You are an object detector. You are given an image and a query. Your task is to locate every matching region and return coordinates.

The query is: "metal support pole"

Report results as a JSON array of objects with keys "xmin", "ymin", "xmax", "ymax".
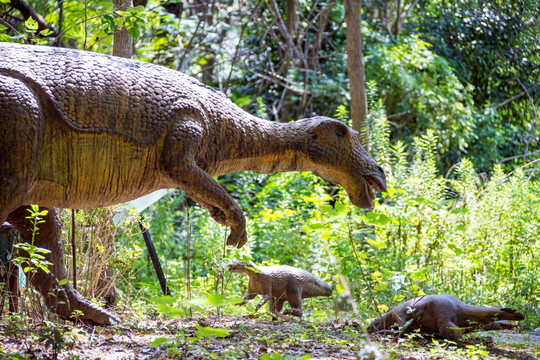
[{"xmin": 138, "ymin": 219, "xmax": 170, "ymax": 296}]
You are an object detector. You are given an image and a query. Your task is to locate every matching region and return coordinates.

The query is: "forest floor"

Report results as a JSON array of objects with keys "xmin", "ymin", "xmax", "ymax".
[{"xmin": 1, "ymin": 315, "xmax": 539, "ymax": 360}]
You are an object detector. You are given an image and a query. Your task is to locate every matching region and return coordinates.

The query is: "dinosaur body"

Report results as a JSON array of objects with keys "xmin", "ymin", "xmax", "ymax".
[
  {"xmin": 0, "ymin": 43, "xmax": 385, "ymax": 324},
  {"xmin": 228, "ymin": 261, "xmax": 332, "ymax": 319},
  {"xmin": 367, "ymin": 295, "xmax": 525, "ymax": 341}
]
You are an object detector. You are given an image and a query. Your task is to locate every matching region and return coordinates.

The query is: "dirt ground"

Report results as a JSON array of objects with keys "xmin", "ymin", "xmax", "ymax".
[{"xmin": 1, "ymin": 316, "xmax": 539, "ymax": 360}]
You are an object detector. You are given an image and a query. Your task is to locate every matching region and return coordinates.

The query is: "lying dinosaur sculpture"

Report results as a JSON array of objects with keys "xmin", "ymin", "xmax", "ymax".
[
  {"xmin": 228, "ymin": 261, "xmax": 332, "ymax": 319},
  {"xmin": 0, "ymin": 43, "xmax": 386, "ymax": 324},
  {"xmin": 367, "ymin": 295, "xmax": 525, "ymax": 341}
]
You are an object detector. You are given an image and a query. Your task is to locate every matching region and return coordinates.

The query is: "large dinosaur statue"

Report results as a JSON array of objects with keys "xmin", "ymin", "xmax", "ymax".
[
  {"xmin": 0, "ymin": 43, "xmax": 386, "ymax": 324},
  {"xmin": 228, "ymin": 261, "xmax": 332, "ymax": 320},
  {"xmin": 367, "ymin": 295, "xmax": 525, "ymax": 342}
]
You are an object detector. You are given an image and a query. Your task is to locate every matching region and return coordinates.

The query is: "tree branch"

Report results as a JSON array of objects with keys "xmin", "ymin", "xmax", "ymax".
[{"xmin": 492, "ymin": 82, "xmax": 539, "ymax": 110}]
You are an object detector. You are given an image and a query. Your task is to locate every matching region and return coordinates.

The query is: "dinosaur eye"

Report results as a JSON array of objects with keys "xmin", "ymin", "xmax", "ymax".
[{"xmin": 331, "ymin": 121, "xmax": 349, "ymax": 138}]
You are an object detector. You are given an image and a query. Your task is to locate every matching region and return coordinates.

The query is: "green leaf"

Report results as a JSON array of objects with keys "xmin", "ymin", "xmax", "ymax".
[
  {"xmin": 128, "ymin": 5, "xmax": 146, "ymax": 13},
  {"xmin": 39, "ymin": 29, "xmax": 53, "ymax": 36},
  {"xmin": 58, "ymin": 279, "xmax": 68, "ymax": 286},
  {"xmin": 410, "ymin": 268, "xmax": 428, "ymax": 281},
  {"xmin": 447, "ymin": 243, "xmax": 463, "ymax": 255},
  {"xmin": 364, "ymin": 212, "xmax": 391, "ymax": 227},
  {"xmin": 150, "ymin": 295, "xmax": 175, "ymax": 305},
  {"xmin": 0, "ymin": 24, "xmax": 7, "ymax": 31},
  {"xmin": 196, "ymin": 325, "xmax": 230, "ymax": 338},
  {"xmin": 374, "ymin": 282, "xmax": 388, "ymax": 291},
  {"xmin": 155, "ymin": 304, "xmax": 188, "ymax": 318},
  {"xmin": 205, "ymin": 294, "xmax": 243, "ymax": 306},
  {"xmin": 25, "ymin": 17, "xmax": 38, "ymax": 31},
  {"xmin": 260, "ymin": 353, "xmax": 282, "ymax": 360},
  {"xmin": 334, "ymin": 201, "xmax": 347, "ymax": 215},
  {"xmin": 321, "ymin": 204, "xmax": 333, "ymax": 214},
  {"xmin": 367, "ymin": 238, "xmax": 387, "ymax": 250},
  {"xmin": 301, "ymin": 223, "xmax": 324, "ymax": 233},
  {"xmin": 127, "ymin": 26, "xmax": 140, "ymax": 41},
  {"xmin": 148, "ymin": 337, "xmax": 169, "ymax": 347},
  {"xmin": 0, "ymin": 0, "xmax": 10, "ymax": 3}
]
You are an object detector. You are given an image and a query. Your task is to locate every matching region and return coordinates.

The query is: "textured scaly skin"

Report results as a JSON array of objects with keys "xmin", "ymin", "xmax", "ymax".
[
  {"xmin": 367, "ymin": 295, "xmax": 525, "ymax": 341},
  {"xmin": 229, "ymin": 261, "xmax": 332, "ymax": 319},
  {"xmin": 0, "ymin": 43, "xmax": 385, "ymax": 324}
]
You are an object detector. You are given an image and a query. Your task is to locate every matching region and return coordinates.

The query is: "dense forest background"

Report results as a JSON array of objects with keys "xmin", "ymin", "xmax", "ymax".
[{"xmin": 0, "ymin": 0, "xmax": 539, "ymax": 356}]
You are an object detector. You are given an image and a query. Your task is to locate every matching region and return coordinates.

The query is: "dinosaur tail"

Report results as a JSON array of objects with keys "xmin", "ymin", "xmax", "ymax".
[{"xmin": 461, "ymin": 304, "xmax": 525, "ymax": 322}]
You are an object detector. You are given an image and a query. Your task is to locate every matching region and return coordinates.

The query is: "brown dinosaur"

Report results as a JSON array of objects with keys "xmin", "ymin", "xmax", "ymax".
[
  {"xmin": 367, "ymin": 295, "xmax": 525, "ymax": 342},
  {"xmin": 228, "ymin": 261, "xmax": 332, "ymax": 319},
  {"xmin": 0, "ymin": 43, "xmax": 386, "ymax": 324}
]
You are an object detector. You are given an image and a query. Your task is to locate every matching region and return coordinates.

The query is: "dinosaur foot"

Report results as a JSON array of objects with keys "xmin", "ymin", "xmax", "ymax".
[
  {"xmin": 44, "ymin": 284, "xmax": 120, "ymax": 325},
  {"xmin": 271, "ymin": 310, "xmax": 293, "ymax": 322},
  {"xmin": 226, "ymin": 227, "xmax": 247, "ymax": 248},
  {"xmin": 283, "ymin": 308, "xmax": 303, "ymax": 317}
]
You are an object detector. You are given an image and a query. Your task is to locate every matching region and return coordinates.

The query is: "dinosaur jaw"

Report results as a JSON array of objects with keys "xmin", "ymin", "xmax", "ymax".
[{"xmin": 346, "ymin": 172, "xmax": 387, "ymax": 209}]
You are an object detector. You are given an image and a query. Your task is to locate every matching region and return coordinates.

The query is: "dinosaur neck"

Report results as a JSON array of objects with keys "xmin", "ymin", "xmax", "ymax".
[
  {"xmin": 460, "ymin": 304, "xmax": 503, "ymax": 321},
  {"xmin": 237, "ymin": 266, "xmax": 261, "ymax": 279},
  {"xmin": 204, "ymin": 113, "xmax": 308, "ymax": 177}
]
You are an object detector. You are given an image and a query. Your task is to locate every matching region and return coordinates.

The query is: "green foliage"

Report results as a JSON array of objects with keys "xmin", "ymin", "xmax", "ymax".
[
  {"xmin": 12, "ymin": 206, "xmax": 52, "ymax": 276},
  {"xmin": 364, "ymin": 33, "xmax": 483, "ymax": 167},
  {"xmin": 419, "ymin": 0, "xmax": 540, "ymax": 167}
]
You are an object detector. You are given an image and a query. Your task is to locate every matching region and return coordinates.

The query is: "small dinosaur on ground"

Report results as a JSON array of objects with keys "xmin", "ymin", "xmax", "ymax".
[
  {"xmin": 367, "ymin": 295, "xmax": 525, "ymax": 342},
  {"xmin": 228, "ymin": 261, "xmax": 332, "ymax": 320}
]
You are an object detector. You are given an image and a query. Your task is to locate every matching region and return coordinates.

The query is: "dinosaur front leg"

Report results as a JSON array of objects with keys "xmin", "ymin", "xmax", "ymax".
[
  {"xmin": 255, "ymin": 293, "xmax": 272, "ymax": 312},
  {"xmin": 163, "ymin": 121, "xmax": 247, "ymax": 248},
  {"xmin": 7, "ymin": 206, "xmax": 119, "ymax": 325},
  {"xmin": 168, "ymin": 164, "xmax": 247, "ymax": 248},
  {"xmin": 238, "ymin": 289, "xmax": 258, "ymax": 306},
  {"xmin": 283, "ymin": 292, "xmax": 303, "ymax": 317},
  {"xmin": 182, "ymin": 190, "xmax": 228, "ymax": 226},
  {"xmin": 437, "ymin": 319, "xmax": 464, "ymax": 342}
]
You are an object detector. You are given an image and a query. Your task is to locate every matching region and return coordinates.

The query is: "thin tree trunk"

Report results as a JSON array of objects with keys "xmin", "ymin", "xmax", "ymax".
[
  {"xmin": 344, "ymin": 0, "xmax": 368, "ymax": 143},
  {"xmin": 113, "ymin": 0, "xmax": 133, "ymax": 58}
]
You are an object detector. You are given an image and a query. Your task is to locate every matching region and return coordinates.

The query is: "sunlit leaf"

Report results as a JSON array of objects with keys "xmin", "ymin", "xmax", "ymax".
[
  {"xmin": 205, "ymin": 294, "xmax": 243, "ymax": 306},
  {"xmin": 148, "ymin": 337, "xmax": 169, "ymax": 347},
  {"xmin": 364, "ymin": 212, "xmax": 391, "ymax": 227},
  {"xmin": 196, "ymin": 325, "xmax": 229, "ymax": 338}
]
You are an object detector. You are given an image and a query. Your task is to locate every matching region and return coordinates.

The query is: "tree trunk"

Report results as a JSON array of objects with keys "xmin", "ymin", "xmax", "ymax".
[
  {"xmin": 113, "ymin": 0, "xmax": 134, "ymax": 58},
  {"xmin": 344, "ymin": 0, "xmax": 368, "ymax": 142}
]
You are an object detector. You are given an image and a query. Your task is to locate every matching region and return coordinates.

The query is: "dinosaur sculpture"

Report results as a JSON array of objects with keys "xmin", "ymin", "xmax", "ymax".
[
  {"xmin": 367, "ymin": 295, "xmax": 525, "ymax": 341},
  {"xmin": 0, "ymin": 43, "xmax": 385, "ymax": 324},
  {"xmin": 228, "ymin": 261, "xmax": 332, "ymax": 319}
]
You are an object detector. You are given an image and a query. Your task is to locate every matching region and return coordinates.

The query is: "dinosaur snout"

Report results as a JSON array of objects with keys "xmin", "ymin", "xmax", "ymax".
[{"xmin": 501, "ymin": 308, "xmax": 526, "ymax": 320}]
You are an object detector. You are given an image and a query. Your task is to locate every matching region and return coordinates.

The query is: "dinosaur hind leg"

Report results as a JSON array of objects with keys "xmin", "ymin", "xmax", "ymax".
[{"xmin": 7, "ymin": 206, "xmax": 119, "ymax": 325}]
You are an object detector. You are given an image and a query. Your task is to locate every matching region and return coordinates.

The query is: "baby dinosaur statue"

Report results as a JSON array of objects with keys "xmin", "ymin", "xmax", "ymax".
[
  {"xmin": 228, "ymin": 261, "xmax": 332, "ymax": 320},
  {"xmin": 0, "ymin": 43, "xmax": 386, "ymax": 324},
  {"xmin": 367, "ymin": 295, "xmax": 525, "ymax": 342}
]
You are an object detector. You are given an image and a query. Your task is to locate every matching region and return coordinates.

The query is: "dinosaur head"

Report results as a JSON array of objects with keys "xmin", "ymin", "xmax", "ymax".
[
  {"xmin": 296, "ymin": 117, "xmax": 387, "ymax": 209},
  {"xmin": 498, "ymin": 308, "xmax": 525, "ymax": 321},
  {"xmin": 228, "ymin": 260, "xmax": 258, "ymax": 273}
]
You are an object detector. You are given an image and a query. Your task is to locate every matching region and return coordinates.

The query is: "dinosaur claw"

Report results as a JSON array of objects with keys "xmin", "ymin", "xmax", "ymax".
[{"xmin": 226, "ymin": 227, "xmax": 247, "ymax": 248}]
